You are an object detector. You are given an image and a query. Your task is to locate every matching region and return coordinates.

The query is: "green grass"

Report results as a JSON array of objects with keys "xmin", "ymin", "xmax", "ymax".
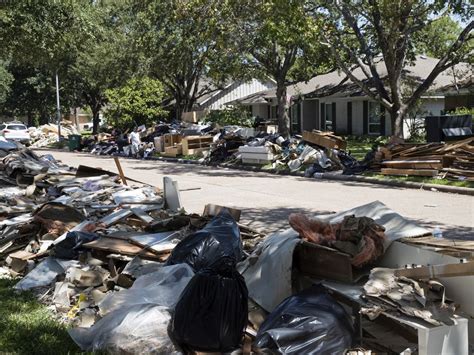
[
  {"xmin": 363, "ymin": 172, "xmax": 474, "ymax": 188},
  {"xmin": 181, "ymin": 154, "xmax": 202, "ymax": 160},
  {"xmin": 0, "ymin": 278, "xmax": 82, "ymax": 355}
]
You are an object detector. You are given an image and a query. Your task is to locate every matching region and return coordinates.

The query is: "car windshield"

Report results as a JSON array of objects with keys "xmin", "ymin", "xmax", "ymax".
[{"xmin": 7, "ymin": 124, "xmax": 27, "ymax": 130}]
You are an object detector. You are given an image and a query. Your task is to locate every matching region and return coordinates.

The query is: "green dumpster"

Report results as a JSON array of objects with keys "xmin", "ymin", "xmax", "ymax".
[{"xmin": 68, "ymin": 134, "xmax": 81, "ymax": 151}]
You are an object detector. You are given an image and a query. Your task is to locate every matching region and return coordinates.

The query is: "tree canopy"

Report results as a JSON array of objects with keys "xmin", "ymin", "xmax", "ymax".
[
  {"xmin": 317, "ymin": 0, "xmax": 473, "ymax": 137},
  {"xmin": 0, "ymin": 0, "xmax": 471, "ymax": 138},
  {"xmin": 105, "ymin": 77, "xmax": 168, "ymax": 129}
]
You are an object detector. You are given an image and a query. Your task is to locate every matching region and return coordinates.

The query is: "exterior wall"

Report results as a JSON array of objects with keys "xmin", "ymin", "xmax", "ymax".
[
  {"xmin": 251, "ymin": 104, "xmax": 269, "ymax": 119},
  {"xmin": 420, "ymin": 97, "xmax": 445, "ymax": 116},
  {"xmin": 203, "ymin": 79, "xmax": 275, "ymax": 110},
  {"xmin": 445, "ymin": 94, "xmax": 473, "ymax": 111},
  {"xmin": 301, "ymin": 99, "xmax": 319, "ymax": 132}
]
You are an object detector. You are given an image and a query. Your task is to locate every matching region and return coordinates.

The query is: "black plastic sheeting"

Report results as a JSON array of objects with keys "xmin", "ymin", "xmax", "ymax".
[
  {"xmin": 52, "ymin": 231, "xmax": 100, "ymax": 259},
  {"xmin": 165, "ymin": 209, "xmax": 243, "ymax": 272},
  {"xmin": 255, "ymin": 284, "xmax": 354, "ymax": 354},
  {"xmin": 171, "ymin": 267, "xmax": 248, "ymax": 353}
]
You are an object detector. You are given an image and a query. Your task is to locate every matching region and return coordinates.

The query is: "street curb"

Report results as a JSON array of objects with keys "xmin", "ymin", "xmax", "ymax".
[{"xmin": 145, "ymin": 156, "xmax": 474, "ymax": 196}]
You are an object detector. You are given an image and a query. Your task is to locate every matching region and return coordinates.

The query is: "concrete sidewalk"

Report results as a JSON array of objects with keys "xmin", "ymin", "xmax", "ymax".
[{"xmin": 39, "ymin": 149, "xmax": 474, "ymax": 239}]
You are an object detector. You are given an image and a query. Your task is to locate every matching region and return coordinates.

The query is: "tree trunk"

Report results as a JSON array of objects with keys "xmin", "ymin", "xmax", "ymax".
[
  {"xmin": 390, "ymin": 106, "xmax": 405, "ymax": 138},
  {"xmin": 276, "ymin": 82, "xmax": 290, "ymax": 138},
  {"xmin": 27, "ymin": 111, "xmax": 34, "ymax": 127},
  {"xmin": 92, "ymin": 107, "xmax": 100, "ymax": 134},
  {"xmin": 74, "ymin": 107, "xmax": 80, "ymax": 131}
]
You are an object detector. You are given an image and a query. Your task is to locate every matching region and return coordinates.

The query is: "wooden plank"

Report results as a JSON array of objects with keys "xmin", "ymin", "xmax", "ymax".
[
  {"xmin": 381, "ymin": 168, "xmax": 438, "ymax": 177},
  {"xmin": 75, "ymin": 165, "xmax": 150, "ymax": 186},
  {"xmin": 395, "ymin": 262, "xmax": 474, "ymax": 279},
  {"xmin": 382, "ymin": 160, "xmax": 443, "ymax": 170},
  {"xmin": 113, "ymin": 157, "xmax": 128, "ymax": 186},
  {"xmin": 83, "ymin": 237, "xmax": 163, "ymax": 260}
]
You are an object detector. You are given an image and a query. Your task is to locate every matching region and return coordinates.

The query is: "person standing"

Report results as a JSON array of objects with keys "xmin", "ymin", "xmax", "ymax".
[{"xmin": 129, "ymin": 127, "xmax": 141, "ymax": 157}]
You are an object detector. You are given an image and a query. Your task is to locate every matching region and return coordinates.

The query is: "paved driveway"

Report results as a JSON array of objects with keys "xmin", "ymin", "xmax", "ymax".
[{"xmin": 38, "ymin": 149, "xmax": 473, "ymax": 239}]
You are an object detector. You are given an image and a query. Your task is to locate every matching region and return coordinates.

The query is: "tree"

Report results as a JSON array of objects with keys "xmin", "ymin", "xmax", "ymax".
[
  {"xmin": 230, "ymin": 0, "xmax": 331, "ymax": 138},
  {"xmin": 318, "ymin": 0, "xmax": 473, "ymax": 137},
  {"xmin": 105, "ymin": 77, "xmax": 168, "ymax": 129},
  {"xmin": 415, "ymin": 16, "xmax": 463, "ymax": 58},
  {"xmin": 0, "ymin": 0, "xmax": 98, "ymax": 127},
  {"xmin": 73, "ymin": 2, "xmax": 143, "ymax": 133},
  {"xmin": 0, "ymin": 60, "xmax": 13, "ymax": 106},
  {"xmin": 133, "ymin": 0, "xmax": 241, "ymax": 121},
  {"xmin": 2, "ymin": 63, "xmax": 56, "ymax": 125}
]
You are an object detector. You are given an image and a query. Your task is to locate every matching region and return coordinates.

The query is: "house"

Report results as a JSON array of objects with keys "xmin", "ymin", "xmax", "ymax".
[
  {"xmin": 180, "ymin": 78, "xmax": 276, "ymax": 122},
  {"xmin": 233, "ymin": 56, "xmax": 471, "ymax": 136}
]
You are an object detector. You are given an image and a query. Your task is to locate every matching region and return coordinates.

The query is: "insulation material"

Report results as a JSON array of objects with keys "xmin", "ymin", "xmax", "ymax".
[{"xmin": 289, "ymin": 214, "xmax": 386, "ymax": 267}]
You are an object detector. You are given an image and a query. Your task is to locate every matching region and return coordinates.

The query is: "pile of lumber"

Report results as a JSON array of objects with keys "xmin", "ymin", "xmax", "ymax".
[{"xmin": 374, "ymin": 137, "xmax": 474, "ymax": 181}]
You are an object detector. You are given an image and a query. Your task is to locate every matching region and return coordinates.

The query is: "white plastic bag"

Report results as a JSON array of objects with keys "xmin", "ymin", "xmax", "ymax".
[
  {"xmin": 69, "ymin": 305, "xmax": 181, "ymax": 354},
  {"xmin": 98, "ymin": 263, "xmax": 194, "ymax": 316}
]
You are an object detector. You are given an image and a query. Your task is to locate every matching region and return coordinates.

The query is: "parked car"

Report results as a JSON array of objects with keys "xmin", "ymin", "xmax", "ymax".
[{"xmin": 0, "ymin": 122, "xmax": 31, "ymax": 145}]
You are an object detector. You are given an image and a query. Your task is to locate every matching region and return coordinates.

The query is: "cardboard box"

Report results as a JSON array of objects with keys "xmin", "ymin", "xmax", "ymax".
[{"xmin": 303, "ymin": 130, "xmax": 347, "ymax": 150}]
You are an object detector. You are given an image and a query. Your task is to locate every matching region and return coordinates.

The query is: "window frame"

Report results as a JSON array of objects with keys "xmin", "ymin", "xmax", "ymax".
[{"xmin": 368, "ymin": 102, "xmax": 381, "ymax": 135}]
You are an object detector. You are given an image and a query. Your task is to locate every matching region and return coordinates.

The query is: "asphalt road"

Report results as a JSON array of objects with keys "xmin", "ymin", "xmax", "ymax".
[{"xmin": 38, "ymin": 149, "xmax": 473, "ymax": 239}]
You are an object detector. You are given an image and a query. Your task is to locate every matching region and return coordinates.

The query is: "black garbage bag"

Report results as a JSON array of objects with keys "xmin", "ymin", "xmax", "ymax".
[
  {"xmin": 52, "ymin": 231, "xmax": 99, "ymax": 259},
  {"xmin": 165, "ymin": 209, "xmax": 242, "ymax": 271},
  {"xmin": 171, "ymin": 266, "xmax": 248, "ymax": 353},
  {"xmin": 255, "ymin": 284, "xmax": 354, "ymax": 354}
]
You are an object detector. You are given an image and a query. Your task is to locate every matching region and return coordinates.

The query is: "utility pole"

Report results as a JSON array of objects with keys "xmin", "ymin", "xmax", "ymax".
[{"xmin": 55, "ymin": 71, "xmax": 61, "ymax": 140}]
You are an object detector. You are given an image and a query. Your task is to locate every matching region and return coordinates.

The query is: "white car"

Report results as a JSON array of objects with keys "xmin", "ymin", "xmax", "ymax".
[{"xmin": 0, "ymin": 122, "xmax": 31, "ymax": 145}]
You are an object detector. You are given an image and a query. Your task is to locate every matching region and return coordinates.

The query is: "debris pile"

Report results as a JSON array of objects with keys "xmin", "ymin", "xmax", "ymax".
[
  {"xmin": 371, "ymin": 136, "xmax": 474, "ymax": 181},
  {"xmin": 0, "ymin": 148, "xmax": 268, "ymax": 353},
  {"xmin": 1, "ymin": 149, "xmax": 472, "ymax": 354},
  {"xmin": 29, "ymin": 123, "xmax": 80, "ymax": 148}
]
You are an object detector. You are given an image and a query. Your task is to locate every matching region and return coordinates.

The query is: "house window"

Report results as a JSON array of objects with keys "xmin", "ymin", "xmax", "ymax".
[
  {"xmin": 368, "ymin": 102, "xmax": 381, "ymax": 135},
  {"xmin": 325, "ymin": 103, "xmax": 333, "ymax": 131}
]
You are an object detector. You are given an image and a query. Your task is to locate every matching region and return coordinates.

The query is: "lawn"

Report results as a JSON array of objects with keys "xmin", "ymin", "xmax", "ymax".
[
  {"xmin": 344, "ymin": 135, "xmax": 388, "ymax": 160},
  {"xmin": 0, "ymin": 278, "xmax": 82, "ymax": 355},
  {"xmin": 363, "ymin": 173, "xmax": 474, "ymax": 189}
]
